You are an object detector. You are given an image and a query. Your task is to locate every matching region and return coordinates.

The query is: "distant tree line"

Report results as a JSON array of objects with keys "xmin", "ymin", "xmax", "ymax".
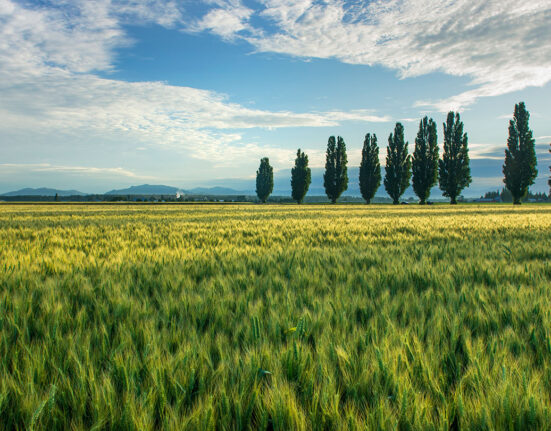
[
  {"xmin": 482, "ymin": 189, "xmax": 548, "ymax": 203},
  {"xmin": 255, "ymin": 102, "xmax": 545, "ymax": 205}
]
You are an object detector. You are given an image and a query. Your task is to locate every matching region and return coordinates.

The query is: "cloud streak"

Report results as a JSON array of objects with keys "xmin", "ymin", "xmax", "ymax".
[
  {"xmin": 0, "ymin": 163, "xmax": 153, "ymax": 179},
  {"xmin": 190, "ymin": 0, "xmax": 551, "ymax": 111},
  {"xmin": 0, "ymin": 0, "xmax": 391, "ymax": 168}
]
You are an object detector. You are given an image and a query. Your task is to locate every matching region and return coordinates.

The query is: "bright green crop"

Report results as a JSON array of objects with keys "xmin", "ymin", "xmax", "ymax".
[{"xmin": 1, "ymin": 204, "xmax": 550, "ymax": 430}]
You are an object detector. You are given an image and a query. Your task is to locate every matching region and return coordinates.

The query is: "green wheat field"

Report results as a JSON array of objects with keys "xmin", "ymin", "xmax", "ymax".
[{"xmin": 1, "ymin": 203, "xmax": 551, "ymax": 430}]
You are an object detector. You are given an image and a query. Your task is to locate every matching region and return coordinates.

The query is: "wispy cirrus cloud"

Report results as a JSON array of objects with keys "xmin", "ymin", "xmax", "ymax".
[
  {"xmin": 0, "ymin": 163, "xmax": 153, "ymax": 179},
  {"xmin": 2, "ymin": 0, "xmax": 549, "ymax": 193},
  {"xmin": 0, "ymin": 70, "xmax": 390, "ymax": 166},
  {"xmin": 189, "ymin": 0, "xmax": 551, "ymax": 111},
  {"xmin": 0, "ymin": 0, "xmax": 389, "ymax": 170}
]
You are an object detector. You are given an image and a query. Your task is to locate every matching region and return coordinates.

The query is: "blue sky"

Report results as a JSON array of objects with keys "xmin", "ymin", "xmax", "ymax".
[{"xmin": 0, "ymin": 0, "xmax": 550, "ymax": 195}]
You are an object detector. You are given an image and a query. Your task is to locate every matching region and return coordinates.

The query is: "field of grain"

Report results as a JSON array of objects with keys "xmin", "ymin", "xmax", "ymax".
[{"xmin": 1, "ymin": 204, "xmax": 550, "ymax": 430}]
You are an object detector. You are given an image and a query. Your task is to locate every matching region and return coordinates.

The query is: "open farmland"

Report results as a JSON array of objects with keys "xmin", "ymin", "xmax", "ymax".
[{"xmin": 1, "ymin": 204, "xmax": 551, "ymax": 430}]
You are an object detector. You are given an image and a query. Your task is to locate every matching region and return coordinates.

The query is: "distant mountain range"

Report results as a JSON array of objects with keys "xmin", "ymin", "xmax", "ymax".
[
  {"xmin": 105, "ymin": 184, "xmax": 181, "ymax": 195},
  {"xmin": 2, "ymin": 158, "xmax": 548, "ymax": 198},
  {"xmin": 1, "ymin": 184, "xmax": 252, "ymax": 197},
  {"xmin": 188, "ymin": 186, "xmax": 249, "ymax": 195},
  {"xmin": 105, "ymin": 184, "xmax": 249, "ymax": 195},
  {"xmin": 1, "ymin": 187, "xmax": 86, "ymax": 197}
]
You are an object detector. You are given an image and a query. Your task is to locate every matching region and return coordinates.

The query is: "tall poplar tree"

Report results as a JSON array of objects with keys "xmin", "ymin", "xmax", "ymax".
[
  {"xmin": 291, "ymin": 149, "xmax": 311, "ymax": 204},
  {"xmin": 359, "ymin": 133, "xmax": 381, "ymax": 204},
  {"xmin": 412, "ymin": 117, "xmax": 439, "ymax": 204},
  {"xmin": 384, "ymin": 123, "xmax": 411, "ymax": 204},
  {"xmin": 439, "ymin": 112, "xmax": 471, "ymax": 204},
  {"xmin": 323, "ymin": 136, "xmax": 348, "ymax": 203},
  {"xmin": 503, "ymin": 102, "xmax": 538, "ymax": 205},
  {"xmin": 256, "ymin": 157, "xmax": 273, "ymax": 203}
]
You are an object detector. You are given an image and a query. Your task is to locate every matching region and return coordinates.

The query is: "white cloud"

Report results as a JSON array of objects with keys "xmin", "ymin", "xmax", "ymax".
[
  {"xmin": 192, "ymin": 2, "xmax": 252, "ymax": 39},
  {"xmin": 190, "ymin": 0, "xmax": 551, "ymax": 111},
  {"xmin": 468, "ymin": 143, "xmax": 505, "ymax": 160},
  {"xmin": 116, "ymin": 0, "xmax": 183, "ymax": 27},
  {"xmin": 0, "ymin": 163, "xmax": 152, "ymax": 179},
  {"xmin": 322, "ymin": 110, "xmax": 391, "ymax": 123},
  {"xmin": 0, "ymin": 0, "xmax": 124, "ymax": 76},
  {"xmin": 0, "ymin": 0, "xmax": 390, "ymax": 170},
  {"xmin": 0, "ymin": 71, "xmax": 390, "ymax": 157}
]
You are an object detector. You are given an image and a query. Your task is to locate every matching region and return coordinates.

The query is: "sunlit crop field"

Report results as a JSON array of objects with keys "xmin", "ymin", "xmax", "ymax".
[{"xmin": 1, "ymin": 203, "xmax": 551, "ymax": 430}]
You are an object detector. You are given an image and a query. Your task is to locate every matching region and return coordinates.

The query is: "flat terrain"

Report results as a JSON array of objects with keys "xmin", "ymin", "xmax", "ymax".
[{"xmin": 1, "ymin": 204, "xmax": 550, "ymax": 430}]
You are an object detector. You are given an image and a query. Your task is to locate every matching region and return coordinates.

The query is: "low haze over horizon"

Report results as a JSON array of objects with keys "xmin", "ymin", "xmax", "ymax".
[{"xmin": 1, "ymin": 0, "xmax": 550, "ymax": 195}]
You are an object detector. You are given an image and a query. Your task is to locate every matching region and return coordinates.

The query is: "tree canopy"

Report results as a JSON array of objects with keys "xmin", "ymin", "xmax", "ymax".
[
  {"xmin": 503, "ymin": 102, "xmax": 538, "ymax": 205},
  {"xmin": 256, "ymin": 157, "xmax": 273, "ymax": 203},
  {"xmin": 412, "ymin": 117, "xmax": 439, "ymax": 204},
  {"xmin": 359, "ymin": 133, "xmax": 381, "ymax": 204},
  {"xmin": 384, "ymin": 123, "xmax": 411, "ymax": 205},
  {"xmin": 291, "ymin": 149, "xmax": 311, "ymax": 204},
  {"xmin": 439, "ymin": 112, "xmax": 471, "ymax": 204},
  {"xmin": 323, "ymin": 136, "xmax": 348, "ymax": 203}
]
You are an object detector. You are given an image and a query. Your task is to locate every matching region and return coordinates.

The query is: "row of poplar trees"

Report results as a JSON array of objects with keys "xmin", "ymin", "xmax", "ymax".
[{"xmin": 256, "ymin": 102, "xmax": 539, "ymax": 205}]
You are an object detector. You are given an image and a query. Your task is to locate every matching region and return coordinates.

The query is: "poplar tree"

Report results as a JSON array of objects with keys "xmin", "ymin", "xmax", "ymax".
[
  {"xmin": 359, "ymin": 133, "xmax": 381, "ymax": 204},
  {"xmin": 439, "ymin": 112, "xmax": 471, "ymax": 204},
  {"xmin": 256, "ymin": 157, "xmax": 273, "ymax": 203},
  {"xmin": 291, "ymin": 149, "xmax": 311, "ymax": 204},
  {"xmin": 323, "ymin": 136, "xmax": 348, "ymax": 203},
  {"xmin": 412, "ymin": 117, "xmax": 439, "ymax": 204},
  {"xmin": 503, "ymin": 102, "xmax": 538, "ymax": 205},
  {"xmin": 384, "ymin": 123, "xmax": 411, "ymax": 204}
]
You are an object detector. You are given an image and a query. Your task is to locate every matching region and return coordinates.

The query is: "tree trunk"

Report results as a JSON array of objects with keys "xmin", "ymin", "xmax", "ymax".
[
  {"xmin": 393, "ymin": 199, "xmax": 399, "ymax": 205},
  {"xmin": 365, "ymin": 198, "xmax": 371, "ymax": 205},
  {"xmin": 450, "ymin": 196, "xmax": 457, "ymax": 205},
  {"xmin": 513, "ymin": 198, "xmax": 521, "ymax": 205}
]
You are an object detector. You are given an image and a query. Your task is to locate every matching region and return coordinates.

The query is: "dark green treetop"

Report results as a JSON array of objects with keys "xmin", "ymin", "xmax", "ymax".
[
  {"xmin": 412, "ymin": 117, "xmax": 439, "ymax": 204},
  {"xmin": 384, "ymin": 123, "xmax": 411, "ymax": 205},
  {"xmin": 256, "ymin": 157, "xmax": 273, "ymax": 203},
  {"xmin": 291, "ymin": 149, "xmax": 311, "ymax": 204},
  {"xmin": 439, "ymin": 112, "xmax": 471, "ymax": 204},
  {"xmin": 359, "ymin": 133, "xmax": 381, "ymax": 204},
  {"xmin": 503, "ymin": 102, "xmax": 538, "ymax": 205},
  {"xmin": 323, "ymin": 136, "xmax": 348, "ymax": 203}
]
